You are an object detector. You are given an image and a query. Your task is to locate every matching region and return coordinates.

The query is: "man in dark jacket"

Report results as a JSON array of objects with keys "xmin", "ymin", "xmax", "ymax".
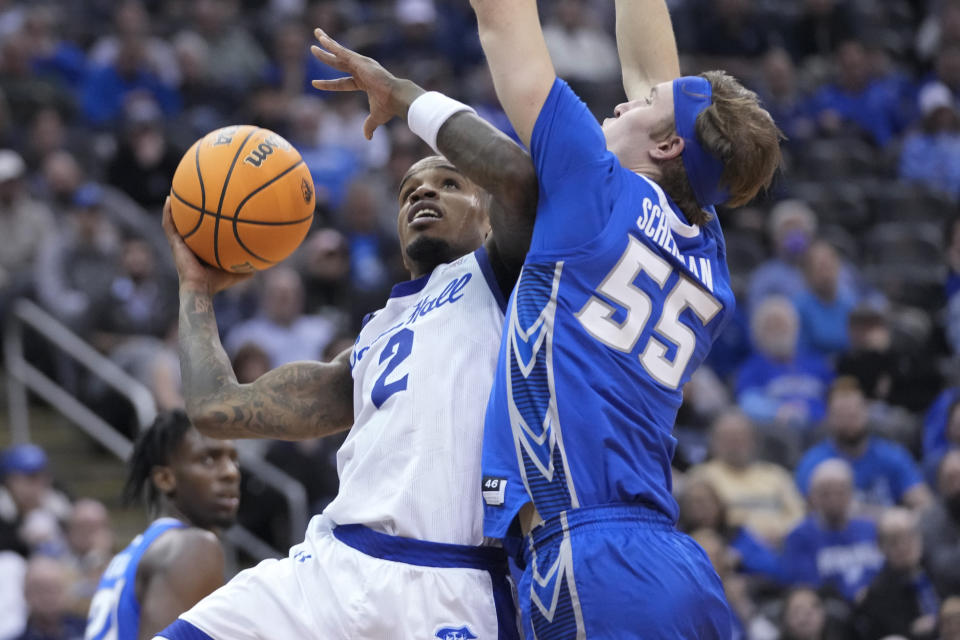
[{"xmin": 856, "ymin": 508, "xmax": 939, "ymax": 640}]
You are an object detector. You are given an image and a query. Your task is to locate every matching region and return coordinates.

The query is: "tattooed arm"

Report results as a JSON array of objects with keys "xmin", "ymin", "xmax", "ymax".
[
  {"xmin": 310, "ymin": 29, "xmax": 537, "ymax": 288},
  {"xmin": 436, "ymin": 111, "xmax": 536, "ymax": 288},
  {"xmin": 164, "ymin": 200, "xmax": 354, "ymax": 440}
]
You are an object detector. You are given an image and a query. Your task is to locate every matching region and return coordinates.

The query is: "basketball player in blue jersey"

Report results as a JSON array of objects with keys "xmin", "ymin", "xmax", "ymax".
[
  {"xmin": 85, "ymin": 410, "xmax": 239, "ymax": 640},
  {"xmin": 467, "ymin": 0, "xmax": 784, "ymax": 637}
]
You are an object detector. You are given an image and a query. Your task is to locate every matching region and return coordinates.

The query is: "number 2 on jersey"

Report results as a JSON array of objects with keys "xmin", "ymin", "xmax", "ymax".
[
  {"xmin": 576, "ymin": 237, "xmax": 721, "ymax": 389},
  {"xmin": 371, "ymin": 328, "xmax": 414, "ymax": 408}
]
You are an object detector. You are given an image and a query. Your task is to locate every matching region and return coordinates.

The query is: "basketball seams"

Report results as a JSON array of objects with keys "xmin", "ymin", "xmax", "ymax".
[
  {"xmin": 171, "ymin": 189, "xmax": 312, "ymax": 226},
  {"xmin": 212, "ymin": 127, "xmax": 260, "ymax": 269},
  {"xmin": 230, "ymin": 160, "xmax": 310, "ymax": 264}
]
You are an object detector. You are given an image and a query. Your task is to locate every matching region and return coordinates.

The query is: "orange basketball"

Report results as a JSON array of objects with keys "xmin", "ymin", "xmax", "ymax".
[{"xmin": 170, "ymin": 125, "xmax": 315, "ymax": 273}]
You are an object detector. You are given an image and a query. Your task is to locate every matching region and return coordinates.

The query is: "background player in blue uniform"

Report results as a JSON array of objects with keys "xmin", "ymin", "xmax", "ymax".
[
  {"xmin": 84, "ymin": 410, "xmax": 240, "ymax": 640},
  {"xmin": 470, "ymin": 0, "xmax": 784, "ymax": 637}
]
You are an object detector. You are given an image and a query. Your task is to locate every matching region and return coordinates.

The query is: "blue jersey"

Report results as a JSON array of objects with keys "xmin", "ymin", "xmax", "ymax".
[
  {"xmin": 795, "ymin": 437, "xmax": 925, "ymax": 507},
  {"xmin": 482, "ymin": 79, "xmax": 735, "ymax": 538},
  {"xmin": 85, "ymin": 518, "xmax": 185, "ymax": 640},
  {"xmin": 781, "ymin": 516, "xmax": 883, "ymax": 602}
]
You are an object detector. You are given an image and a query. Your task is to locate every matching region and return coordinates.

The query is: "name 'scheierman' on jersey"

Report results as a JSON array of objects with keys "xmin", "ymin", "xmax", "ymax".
[{"xmin": 637, "ymin": 195, "xmax": 715, "ymax": 294}]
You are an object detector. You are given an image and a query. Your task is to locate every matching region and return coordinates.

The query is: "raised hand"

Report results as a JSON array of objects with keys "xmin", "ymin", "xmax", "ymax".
[
  {"xmin": 162, "ymin": 196, "xmax": 253, "ymax": 295},
  {"xmin": 310, "ymin": 28, "xmax": 425, "ymax": 140}
]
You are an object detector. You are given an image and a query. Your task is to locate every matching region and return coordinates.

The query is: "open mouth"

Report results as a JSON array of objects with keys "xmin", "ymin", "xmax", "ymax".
[{"xmin": 407, "ymin": 201, "xmax": 444, "ymax": 225}]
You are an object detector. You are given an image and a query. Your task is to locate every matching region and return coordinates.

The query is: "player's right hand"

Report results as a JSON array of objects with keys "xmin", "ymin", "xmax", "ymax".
[
  {"xmin": 162, "ymin": 196, "xmax": 252, "ymax": 295},
  {"xmin": 310, "ymin": 28, "xmax": 426, "ymax": 140}
]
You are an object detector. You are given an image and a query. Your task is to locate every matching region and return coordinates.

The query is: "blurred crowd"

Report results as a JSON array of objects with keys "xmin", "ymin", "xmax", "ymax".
[{"xmin": 4, "ymin": 0, "xmax": 960, "ymax": 638}]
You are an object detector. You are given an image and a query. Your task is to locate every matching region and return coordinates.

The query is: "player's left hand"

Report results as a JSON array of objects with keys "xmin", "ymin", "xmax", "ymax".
[{"xmin": 310, "ymin": 28, "xmax": 425, "ymax": 140}]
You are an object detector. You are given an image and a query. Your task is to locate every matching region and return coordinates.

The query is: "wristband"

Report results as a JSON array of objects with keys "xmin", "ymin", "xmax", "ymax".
[{"xmin": 407, "ymin": 92, "xmax": 477, "ymax": 154}]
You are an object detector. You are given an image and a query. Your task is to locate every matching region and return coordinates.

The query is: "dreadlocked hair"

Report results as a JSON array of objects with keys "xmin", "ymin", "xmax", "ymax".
[{"xmin": 123, "ymin": 409, "xmax": 193, "ymax": 511}]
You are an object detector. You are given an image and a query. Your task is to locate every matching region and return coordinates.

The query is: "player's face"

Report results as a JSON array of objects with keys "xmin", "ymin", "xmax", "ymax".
[
  {"xmin": 396, "ymin": 159, "xmax": 490, "ymax": 277},
  {"xmin": 602, "ymin": 80, "xmax": 676, "ymax": 163},
  {"xmin": 170, "ymin": 429, "xmax": 240, "ymax": 530}
]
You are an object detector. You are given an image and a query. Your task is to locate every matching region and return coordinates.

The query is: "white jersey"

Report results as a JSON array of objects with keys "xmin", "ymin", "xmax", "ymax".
[{"xmin": 323, "ymin": 247, "xmax": 507, "ymax": 546}]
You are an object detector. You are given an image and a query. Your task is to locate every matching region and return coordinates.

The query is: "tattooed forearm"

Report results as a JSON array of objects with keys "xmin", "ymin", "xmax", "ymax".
[
  {"xmin": 436, "ymin": 112, "xmax": 537, "ymax": 266},
  {"xmin": 177, "ymin": 285, "xmax": 354, "ymax": 440}
]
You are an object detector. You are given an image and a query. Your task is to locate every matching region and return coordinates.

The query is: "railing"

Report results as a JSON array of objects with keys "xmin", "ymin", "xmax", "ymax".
[
  {"xmin": 3, "ymin": 298, "xmax": 308, "ymax": 563},
  {"xmin": 4, "ymin": 298, "xmax": 154, "ymax": 458}
]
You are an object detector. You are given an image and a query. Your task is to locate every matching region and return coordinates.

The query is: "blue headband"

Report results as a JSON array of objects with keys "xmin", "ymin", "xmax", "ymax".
[{"xmin": 672, "ymin": 76, "xmax": 729, "ymax": 207}]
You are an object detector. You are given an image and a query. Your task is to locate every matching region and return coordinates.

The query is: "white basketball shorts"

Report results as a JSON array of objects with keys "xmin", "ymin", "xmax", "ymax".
[{"xmin": 154, "ymin": 515, "xmax": 519, "ymax": 640}]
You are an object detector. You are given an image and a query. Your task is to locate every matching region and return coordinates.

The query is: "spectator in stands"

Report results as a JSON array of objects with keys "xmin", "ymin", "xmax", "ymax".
[
  {"xmin": 106, "ymin": 102, "xmax": 182, "ymax": 210},
  {"xmin": 80, "ymin": 22, "xmax": 179, "ymax": 127},
  {"xmin": 225, "ymin": 266, "xmax": 337, "ymax": 367},
  {"xmin": 921, "ymin": 450, "xmax": 960, "ymax": 596},
  {"xmin": 943, "ymin": 595, "xmax": 960, "ymax": 640},
  {"xmin": 0, "ymin": 29, "xmax": 74, "ymax": 128},
  {"xmin": 778, "ymin": 586, "xmax": 854, "ymax": 640},
  {"xmin": 756, "ymin": 48, "xmax": 816, "ymax": 144},
  {"xmin": 88, "ymin": 1, "xmax": 180, "ymax": 88},
  {"xmin": 89, "ymin": 236, "xmax": 178, "ymax": 354},
  {"xmin": 23, "ymin": 107, "xmax": 71, "ymax": 170},
  {"xmin": 690, "ymin": 409, "xmax": 806, "ymax": 545},
  {"xmin": 0, "ymin": 150, "xmax": 54, "ymax": 308},
  {"xmin": 340, "ymin": 178, "xmax": 402, "ymax": 294},
  {"xmin": 14, "ymin": 556, "xmax": 85, "ymax": 640},
  {"xmin": 299, "ymin": 228, "xmax": 351, "ymax": 313},
  {"xmin": 782, "ymin": 459, "xmax": 884, "ymax": 602},
  {"xmin": 837, "ymin": 306, "xmax": 942, "ymax": 414},
  {"xmin": 0, "ymin": 445, "xmax": 71, "ymax": 558},
  {"xmin": 184, "ymin": 0, "xmax": 269, "ymax": 94},
  {"xmin": 61, "ymin": 500, "xmax": 112, "ymax": 615},
  {"xmin": 288, "ymin": 97, "xmax": 361, "ymax": 210},
  {"xmin": 796, "ymin": 377, "xmax": 933, "ymax": 511},
  {"xmin": 171, "ymin": 31, "xmax": 232, "ymax": 139},
  {"xmin": 900, "ymin": 81, "xmax": 960, "ymax": 200},
  {"xmin": 265, "ymin": 19, "xmax": 343, "ymax": 98},
  {"xmin": 34, "ymin": 184, "xmax": 120, "ymax": 333},
  {"xmin": 678, "ymin": 477, "xmax": 784, "ymax": 583},
  {"xmin": 690, "ymin": 0, "xmax": 770, "ymax": 66},
  {"xmin": 231, "ymin": 342, "xmax": 272, "ymax": 385},
  {"xmin": 747, "ymin": 200, "xmax": 818, "ymax": 310},
  {"xmin": 807, "ymin": 39, "xmax": 905, "ymax": 146},
  {"xmin": 541, "ymin": 0, "xmax": 620, "ymax": 85},
  {"xmin": 785, "ymin": 0, "xmax": 858, "ymax": 63},
  {"xmin": 932, "ymin": 43, "xmax": 960, "ymax": 103},
  {"xmin": 21, "ymin": 6, "xmax": 85, "ymax": 93},
  {"xmin": 795, "ymin": 241, "xmax": 857, "ymax": 358},
  {"xmin": 736, "ymin": 296, "xmax": 833, "ymax": 430},
  {"xmin": 856, "ymin": 508, "xmax": 939, "ymax": 640}
]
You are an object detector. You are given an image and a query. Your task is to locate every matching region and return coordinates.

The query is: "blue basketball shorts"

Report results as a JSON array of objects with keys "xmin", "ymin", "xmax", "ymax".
[{"xmin": 517, "ymin": 503, "xmax": 733, "ymax": 639}]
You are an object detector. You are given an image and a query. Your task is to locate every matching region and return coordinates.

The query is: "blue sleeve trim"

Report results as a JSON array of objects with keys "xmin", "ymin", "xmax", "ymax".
[
  {"xmin": 332, "ymin": 524, "xmax": 508, "ymax": 572},
  {"xmin": 474, "ymin": 246, "xmax": 508, "ymax": 313},
  {"xmin": 155, "ymin": 619, "xmax": 215, "ymax": 640},
  {"xmin": 389, "ymin": 273, "xmax": 431, "ymax": 298}
]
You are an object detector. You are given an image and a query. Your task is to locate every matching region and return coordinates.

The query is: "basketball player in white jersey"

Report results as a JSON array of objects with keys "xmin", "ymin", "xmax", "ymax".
[{"xmin": 155, "ymin": 72, "xmax": 535, "ymax": 640}]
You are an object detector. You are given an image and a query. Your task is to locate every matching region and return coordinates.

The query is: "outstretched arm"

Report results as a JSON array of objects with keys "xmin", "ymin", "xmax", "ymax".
[
  {"xmin": 163, "ymin": 199, "xmax": 354, "ymax": 441},
  {"xmin": 469, "ymin": 0, "xmax": 555, "ymax": 147},
  {"xmin": 616, "ymin": 0, "xmax": 681, "ymax": 101},
  {"xmin": 311, "ymin": 30, "xmax": 536, "ymax": 274}
]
